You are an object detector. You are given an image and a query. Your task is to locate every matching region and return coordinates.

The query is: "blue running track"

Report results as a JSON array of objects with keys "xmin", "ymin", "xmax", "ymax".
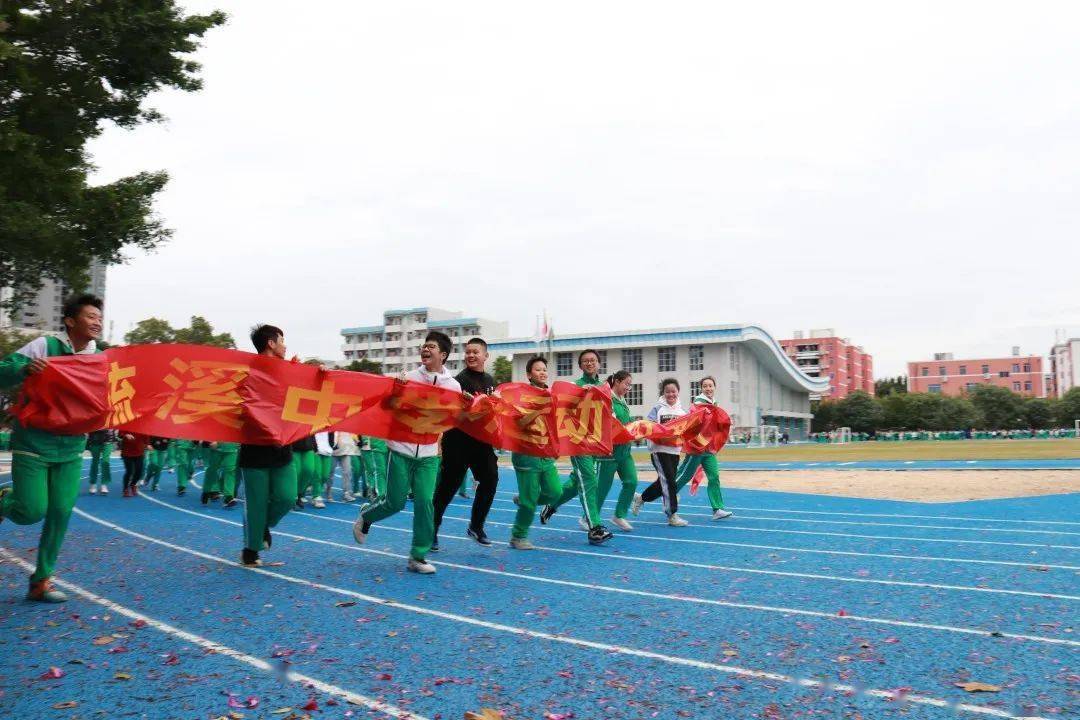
[{"xmin": 1, "ymin": 459, "xmax": 1077, "ymax": 719}]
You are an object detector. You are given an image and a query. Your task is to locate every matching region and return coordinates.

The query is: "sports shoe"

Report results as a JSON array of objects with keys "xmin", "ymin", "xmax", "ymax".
[
  {"xmin": 223, "ymin": 496, "xmax": 238, "ymax": 508},
  {"xmin": 150, "ymin": 484, "xmax": 158, "ymax": 492},
  {"xmin": 712, "ymin": 508, "xmax": 734, "ymax": 520},
  {"xmin": 539, "ymin": 505, "xmax": 556, "ymax": 525},
  {"xmin": 177, "ymin": 487, "xmax": 186, "ymax": 497},
  {"xmin": 467, "ymin": 526, "xmax": 493, "ymax": 546},
  {"xmin": 130, "ymin": 484, "xmax": 138, "ymax": 497},
  {"xmin": 577, "ymin": 516, "xmax": 590, "ymax": 531},
  {"xmin": 611, "ymin": 517, "xmax": 633, "ymax": 532},
  {"xmin": 27, "ymin": 578, "xmax": 68, "ymax": 603},
  {"xmin": 122, "ymin": 487, "xmax": 132, "ymax": 498},
  {"xmin": 89, "ymin": 484, "xmax": 98, "ymax": 495},
  {"xmin": 668, "ymin": 513, "xmax": 689, "ymax": 527},
  {"xmin": 352, "ymin": 515, "xmax": 371, "ymax": 545},
  {"xmin": 630, "ymin": 493, "xmax": 644, "ymax": 516},
  {"xmin": 588, "ymin": 526, "xmax": 614, "ymax": 545},
  {"xmin": 342, "ymin": 492, "xmax": 356, "ymax": 502},
  {"xmin": 511, "ymin": 494, "xmax": 520, "ymax": 505},
  {"xmin": 407, "ymin": 557, "xmax": 436, "ymax": 574},
  {"xmin": 201, "ymin": 491, "xmax": 210, "ymax": 505},
  {"xmin": 509, "ymin": 537, "xmax": 534, "ymax": 550},
  {"xmin": 430, "ymin": 536, "xmax": 440, "ymax": 553},
  {"xmin": 99, "ymin": 484, "xmax": 109, "ymax": 495},
  {"xmin": 457, "ymin": 491, "xmax": 469, "ymax": 499},
  {"xmin": 295, "ymin": 497, "xmax": 305, "ymax": 509},
  {"xmin": 241, "ymin": 549, "xmax": 261, "ymax": 567},
  {"xmin": 263, "ymin": 528, "xmax": 272, "ymax": 550},
  {"xmin": 210, "ymin": 492, "xmax": 222, "ymax": 502},
  {"xmin": 312, "ymin": 497, "xmax": 326, "ymax": 509}
]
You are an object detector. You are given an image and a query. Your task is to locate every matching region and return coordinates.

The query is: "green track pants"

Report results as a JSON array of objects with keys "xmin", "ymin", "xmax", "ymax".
[
  {"xmin": 673, "ymin": 453, "xmax": 726, "ymax": 510},
  {"xmin": 174, "ymin": 448, "xmax": 193, "ymax": 490},
  {"xmin": 350, "ymin": 455, "xmax": 364, "ymax": 494},
  {"xmin": 203, "ymin": 451, "xmax": 238, "ymax": 497},
  {"xmin": 240, "ymin": 464, "xmax": 297, "ymax": 552},
  {"xmin": 145, "ymin": 449, "xmax": 167, "ymax": 488},
  {"xmin": 291, "ymin": 450, "xmax": 316, "ymax": 498},
  {"xmin": 88, "ymin": 443, "xmax": 113, "ymax": 486},
  {"xmin": 315, "ymin": 455, "xmax": 333, "ymax": 497},
  {"xmin": 361, "ymin": 449, "xmax": 388, "ymax": 497},
  {"xmin": 550, "ymin": 455, "xmax": 601, "ymax": 528},
  {"xmin": 0, "ymin": 454, "xmax": 82, "ymax": 581},
  {"xmin": 511, "ymin": 461, "xmax": 562, "ymax": 539},
  {"xmin": 596, "ymin": 444, "xmax": 639, "ymax": 519},
  {"xmin": 358, "ymin": 452, "xmax": 439, "ymax": 561}
]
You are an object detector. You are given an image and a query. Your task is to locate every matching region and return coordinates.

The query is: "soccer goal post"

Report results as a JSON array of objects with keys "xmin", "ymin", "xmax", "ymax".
[
  {"xmin": 753, "ymin": 424, "xmax": 780, "ymax": 447},
  {"xmin": 834, "ymin": 427, "xmax": 852, "ymax": 444}
]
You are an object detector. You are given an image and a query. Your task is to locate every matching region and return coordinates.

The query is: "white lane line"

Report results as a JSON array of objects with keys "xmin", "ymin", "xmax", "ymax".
[
  {"xmin": 0, "ymin": 547, "xmax": 429, "ymax": 720},
  {"xmin": 482, "ymin": 498, "xmax": 1080, "ymax": 551},
  {"xmin": 60, "ymin": 506, "xmax": 1053, "ymax": 720},
  {"xmin": 131, "ymin": 493, "xmax": 1080, "ymax": 647}
]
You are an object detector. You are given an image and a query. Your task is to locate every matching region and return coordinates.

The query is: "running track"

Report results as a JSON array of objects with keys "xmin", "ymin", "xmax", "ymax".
[{"xmin": 0, "ymin": 459, "xmax": 1077, "ymax": 719}]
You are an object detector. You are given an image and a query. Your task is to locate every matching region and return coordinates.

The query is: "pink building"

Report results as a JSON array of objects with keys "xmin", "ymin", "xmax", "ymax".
[
  {"xmin": 779, "ymin": 329, "xmax": 874, "ymax": 400},
  {"xmin": 907, "ymin": 349, "xmax": 1046, "ymax": 397}
]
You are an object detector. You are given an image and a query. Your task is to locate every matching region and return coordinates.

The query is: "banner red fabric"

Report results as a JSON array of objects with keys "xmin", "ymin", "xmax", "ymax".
[{"xmin": 15, "ymin": 344, "xmax": 729, "ymax": 457}]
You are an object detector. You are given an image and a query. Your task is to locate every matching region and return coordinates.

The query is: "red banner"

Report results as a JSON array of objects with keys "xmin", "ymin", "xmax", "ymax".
[{"xmin": 14, "ymin": 344, "xmax": 730, "ymax": 457}]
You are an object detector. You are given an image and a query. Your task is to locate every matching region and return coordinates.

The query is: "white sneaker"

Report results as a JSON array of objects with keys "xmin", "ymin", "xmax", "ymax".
[
  {"xmin": 99, "ymin": 485, "xmax": 109, "ymax": 495},
  {"xmin": 352, "ymin": 518, "xmax": 368, "ymax": 544},
  {"xmin": 509, "ymin": 537, "xmax": 534, "ymax": 550},
  {"xmin": 668, "ymin": 513, "xmax": 689, "ymax": 527},
  {"xmin": 407, "ymin": 557, "xmax": 436, "ymax": 574},
  {"xmin": 630, "ymin": 493, "xmax": 643, "ymax": 516},
  {"xmin": 577, "ymin": 516, "xmax": 590, "ymax": 531},
  {"xmin": 89, "ymin": 484, "xmax": 98, "ymax": 495},
  {"xmin": 512, "ymin": 495, "xmax": 520, "ymax": 505},
  {"xmin": 343, "ymin": 492, "xmax": 356, "ymax": 502},
  {"xmin": 611, "ymin": 517, "xmax": 633, "ymax": 532},
  {"xmin": 312, "ymin": 497, "xmax": 326, "ymax": 509},
  {"xmin": 712, "ymin": 508, "xmax": 734, "ymax": 520}
]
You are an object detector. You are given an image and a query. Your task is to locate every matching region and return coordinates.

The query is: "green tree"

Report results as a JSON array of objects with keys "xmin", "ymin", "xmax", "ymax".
[
  {"xmin": 345, "ymin": 358, "xmax": 383, "ymax": 374},
  {"xmin": 1023, "ymin": 397, "xmax": 1055, "ymax": 429},
  {"xmin": 832, "ymin": 391, "xmax": 884, "ymax": 433},
  {"xmin": 0, "ymin": 2, "xmax": 226, "ymax": 315},
  {"xmin": 1055, "ymin": 387, "xmax": 1080, "ymax": 427},
  {"xmin": 810, "ymin": 399, "xmax": 838, "ymax": 433},
  {"xmin": 878, "ymin": 392, "xmax": 913, "ymax": 429},
  {"xmin": 968, "ymin": 385, "xmax": 1026, "ymax": 429},
  {"xmin": 874, "ymin": 376, "xmax": 908, "ymax": 396},
  {"xmin": 173, "ymin": 316, "xmax": 235, "ymax": 348},
  {"xmin": 492, "ymin": 356, "xmax": 513, "ymax": 385},
  {"xmin": 124, "ymin": 317, "xmax": 175, "ymax": 345}
]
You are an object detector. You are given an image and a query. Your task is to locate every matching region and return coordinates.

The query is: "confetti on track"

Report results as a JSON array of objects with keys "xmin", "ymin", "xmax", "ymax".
[{"xmin": 0, "ymin": 459, "xmax": 1076, "ymax": 719}]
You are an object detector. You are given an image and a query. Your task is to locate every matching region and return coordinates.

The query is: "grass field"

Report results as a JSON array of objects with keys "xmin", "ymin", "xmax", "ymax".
[{"xmin": 628, "ymin": 438, "xmax": 1080, "ymax": 463}]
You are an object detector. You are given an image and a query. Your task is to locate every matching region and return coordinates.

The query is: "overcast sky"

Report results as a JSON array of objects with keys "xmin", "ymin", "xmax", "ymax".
[{"xmin": 88, "ymin": 1, "xmax": 1080, "ymax": 377}]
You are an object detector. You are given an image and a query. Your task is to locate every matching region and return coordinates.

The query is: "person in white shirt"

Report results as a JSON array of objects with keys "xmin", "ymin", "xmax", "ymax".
[
  {"xmin": 353, "ymin": 331, "xmax": 462, "ymax": 574},
  {"xmin": 632, "ymin": 378, "xmax": 691, "ymax": 526},
  {"xmin": 310, "ymin": 431, "xmax": 333, "ymax": 508},
  {"xmin": 332, "ymin": 432, "xmax": 361, "ymax": 501}
]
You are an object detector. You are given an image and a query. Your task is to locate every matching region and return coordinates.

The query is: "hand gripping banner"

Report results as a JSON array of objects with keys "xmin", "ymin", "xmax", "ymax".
[{"xmin": 13, "ymin": 344, "xmax": 729, "ymax": 457}]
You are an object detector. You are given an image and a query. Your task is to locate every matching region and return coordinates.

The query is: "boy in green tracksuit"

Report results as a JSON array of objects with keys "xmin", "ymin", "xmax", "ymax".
[
  {"xmin": 353, "ymin": 331, "xmax": 462, "ymax": 575},
  {"xmin": 361, "ymin": 436, "xmax": 388, "ymax": 499},
  {"xmin": 144, "ymin": 437, "xmax": 170, "ymax": 491},
  {"xmin": 539, "ymin": 350, "xmax": 613, "ymax": 545},
  {"xmin": 0, "ymin": 294, "xmax": 103, "ymax": 602},
  {"xmin": 596, "ymin": 371, "xmax": 639, "ymax": 531},
  {"xmin": 86, "ymin": 429, "xmax": 116, "ymax": 495},
  {"xmin": 172, "ymin": 439, "xmax": 195, "ymax": 496},
  {"xmin": 672, "ymin": 377, "xmax": 733, "ymax": 520},
  {"xmin": 509, "ymin": 356, "xmax": 563, "ymax": 549},
  {"xmin": 290, "ymin": 436, "xmax": 317, "ymax": 508}
]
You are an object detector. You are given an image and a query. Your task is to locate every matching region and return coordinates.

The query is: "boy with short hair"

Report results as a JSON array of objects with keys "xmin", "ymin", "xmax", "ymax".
[
  {"xmin": 0, "ymin": 294, "xmax": 104, "ymax": 602},
  {"xmin": 353, "ymin": 331, "xmax": 462, "ymax": 574}
]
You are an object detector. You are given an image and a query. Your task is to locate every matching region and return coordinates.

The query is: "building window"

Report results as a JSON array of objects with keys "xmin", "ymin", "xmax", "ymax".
[
  {"xmin": 729, "ymin": 346, "xmax": 739, "ymax": 371},
  {"xmin": 1022, "ymin": 363, "xmax": 1031, "ymax": 373},
  {"xmin": 1012, "ymin": 381, "xmax": 1021, "ymax": 391},
  {"xmin": 981, "ymin": 364, "xmax": 990, "ymax": 374},
  {"xmin": 622, "ymin": 348, "xmax": 642, "ymax": 373},
  {"xmin": 596, "ymin": 350, "xmax": 608, "ymax": 376},
  {"xmin": 928, "ymin": 384, "xmax": 941, "ymax": 393},
  {"xmin": 657, "ymin": 347, "xmax": 676, "ymax": 373},
  {"xmin": 959, "ymin": 365, "xmax": 967, "ymax": 375},
  {"xmin": 921, "ymin": 367, "xmax": 929, "ymax": 376},
  {"xmin": 999, "ymin": 371, "xmax": 1010, "ymax": 378},
  {"xmin": 938, "ymin": 366, "xmax": 946, "ymax": 376},
  {"xmin": 626, "ymin": 383, "xmax": 643, "ymax": 406},
  {"xmin": 965, "ymin": 382, "xmax": 977, "ymax": 392},
  {"xmin": 1024, "ymin": 381, "xmax": 1032, "ymax": 391},
  {"xmin": 690, "ymin": 380, "xmax": 702, "ymax": 397},
  {"xmin": 730, "ymin": 380, "xmax": 739, "ymax": 404},
  {"xmin": 556, "ymin": 352, "xmax": 573, "ymax": 377},
  {"xmin": 689, "ymin": 345, "xmax": 704, "ymax": 371},
  {"xmin": 1012, "ymin": 363, "xmax": 1020, "ymax": 373}
]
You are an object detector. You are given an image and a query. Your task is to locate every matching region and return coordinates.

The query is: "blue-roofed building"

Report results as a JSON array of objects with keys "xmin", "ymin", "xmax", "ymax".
[
  {"xmin": 340, "ymin": 307, "xmax": 508, "ymax": 375},
  {"xmin": 488, "ymin": 324, "xmax": 829, "ymax": 440}
]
